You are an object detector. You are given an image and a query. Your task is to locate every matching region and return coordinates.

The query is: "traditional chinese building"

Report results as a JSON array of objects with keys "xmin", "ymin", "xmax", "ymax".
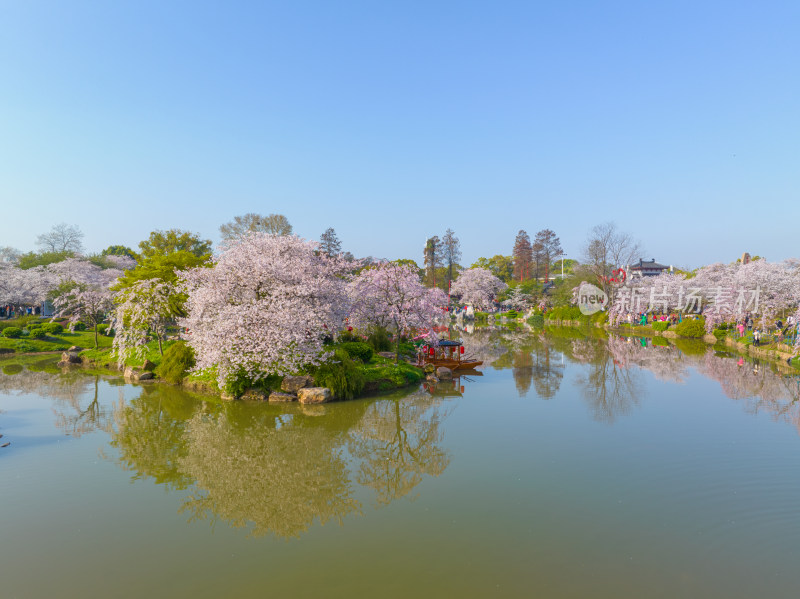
[{"xmin": 629, "ymin": 258, "xmax": 670, "ymax": 277}]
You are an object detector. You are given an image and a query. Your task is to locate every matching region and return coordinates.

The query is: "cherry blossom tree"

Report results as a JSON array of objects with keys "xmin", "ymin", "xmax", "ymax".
[
  {"xmin": 180, "ymin": 233, "xmax": 352, "ymax": 389},
  {"xmin": 505, "ymin": 286, "xmax": 531, "ymax": 311},
  {"xmin": 0, "ymin": 257, "xmax": 124, "ymax": 311},
  {"xmin": 450, "ymin": 267, "xmax": 507, "ymax": 311},
  {"xmin": 348, "ymin": 262, "xmax": 447, "ymax": 361},
  {"xmin": 54, "ymin": 285, "xmax": 114, "ymax": 348},
  {"xmin": 112, "ymin": 279, "xmax": 177, "ymax": 360}
]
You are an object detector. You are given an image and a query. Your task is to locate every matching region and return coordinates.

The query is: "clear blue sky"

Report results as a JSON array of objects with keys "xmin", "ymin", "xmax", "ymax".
[{"xmin": 1, "ymin": 0, "xmax": 798, "ymax": 268}]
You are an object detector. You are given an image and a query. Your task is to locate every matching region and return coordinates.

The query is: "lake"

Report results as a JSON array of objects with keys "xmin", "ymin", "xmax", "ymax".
[{"xmin": 2, "ymin": 327, "xmax": 800, "ymax": 598}]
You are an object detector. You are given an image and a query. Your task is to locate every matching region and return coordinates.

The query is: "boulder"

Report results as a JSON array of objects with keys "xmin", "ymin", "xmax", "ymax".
[
  {"xmin": 297, "ymin": 387, "xmax": 332, "ymax": 404},
  {"xmin": 67, "ymin": 346, "xmax": 82, "ymax": 353},
  {"xmin": 123, "ymin": 366, "xmax": 138, "ymax": 379},
  {"xmin": 137, "ymin": 372, "xmax": 155, "ymax": 381},
  {"xmin": 60, "ymin": 351, "xmax": 81, "ymax": 364},
  {"xmin": 239, "ymin": 388, "xmax": 267, "ymax": 400},
  {"xmin": 268, "ymin": 392, "xmax": 297, "ymax": 403},
  {"xmin": 436, "ymin": 366, "xmax": 453, "ymax": 380},
  {"xmin": 141, "ymin": 359, "xmax": 156, "ymax": 371},
  {"xmin": 281, "ymin": 375, "xmax": 313, "ymax": 394}
]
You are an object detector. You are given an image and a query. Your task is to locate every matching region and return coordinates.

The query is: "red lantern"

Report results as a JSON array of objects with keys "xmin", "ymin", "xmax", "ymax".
[
  {"xmin": 460, "ymin": 386, "xmax": 465, "ymax": 393},
  {"xmin": 429, "ymin": 347, "xmax": 435, "ymax": 356},
  {"xmin": 460, "ymin": 346, "xmax": 465, "ymax": 354}
]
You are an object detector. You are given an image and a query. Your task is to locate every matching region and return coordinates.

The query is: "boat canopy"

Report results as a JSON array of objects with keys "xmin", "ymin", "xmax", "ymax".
[{"xmin": 437, "ymin": 340, "xmax": 462, "ymax": 347}]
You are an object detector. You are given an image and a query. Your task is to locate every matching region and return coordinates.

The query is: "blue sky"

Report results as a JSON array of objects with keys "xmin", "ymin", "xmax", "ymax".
[{"xmin": 1, "ymin": 0, "xmax": 798, "ymax": 268}]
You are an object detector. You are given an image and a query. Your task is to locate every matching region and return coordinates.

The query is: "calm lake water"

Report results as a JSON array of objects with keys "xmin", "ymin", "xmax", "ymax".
[{"xmin": 2, "ymin": 328, "xmax": 800, "ymax": 598}]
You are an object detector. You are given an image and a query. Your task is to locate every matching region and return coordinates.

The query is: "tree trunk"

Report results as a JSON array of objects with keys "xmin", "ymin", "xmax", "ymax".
[
  {"xmin": 94, "ymin": 323, "xmax": 99, "ymax": 349},
  {"xmin": 158, "ymin": 335, "xmax": 163, "ymax": 356}
]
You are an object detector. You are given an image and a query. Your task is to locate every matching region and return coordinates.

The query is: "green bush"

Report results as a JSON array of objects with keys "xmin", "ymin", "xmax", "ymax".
[
  {"xmin": 337, "ymin": 341, "xmax": 374, "ymax": 363},
  {"xmin": 313, "ymin": 348, "xmax": 365, "ymax": 400},
  {"xmin": 547, "ymin": 306, "xmax": 583, "ymax": 321},
  {"xmin": 28, "ymin": 328, "xmax": 48, "ymax": 339},
  {"xmin": 42, "ymin": 323, "xmax": 64, "ymax": 334},
  {"xmin": 71, "ymin": 321, "xmax": 87, "ymax": 331},
  {"xmin": 675, "ymin": 318, "xmax": 706, "ymax": 338},
  {"xmin": 97, "ymin": 323, "xmax": 109, "ymax": 335},
  {"xmin": 2, "ymin": 327, "xmax": 23, "ymax": 338},
  {"xmin": 338, "ymin": 329, "xmax": 361, "ymax": 343},
  {"xmin": 527, "ymin": 314, "xmax": 545, "ymax": 328},
  {"xmin": 712, "ymin": 329, "xmax": 727, "ymax": 340},
  {"xmin": 366, "ymin": 327, "xmax": 392, "ymax": 352},
  {"xmin": 13, "ymin": 340, "xmax": 36, "ymax": 352},
  {"xmin": 652, "ymin": 321, "xmax": 670, "ymax": 332},
  {"xmin": 155, "ymin": 341, "xmax": 196, "ymax": 384},
  {"xmin": 223, "ymin": 368, "xmax": 281, "ymax": 398}
]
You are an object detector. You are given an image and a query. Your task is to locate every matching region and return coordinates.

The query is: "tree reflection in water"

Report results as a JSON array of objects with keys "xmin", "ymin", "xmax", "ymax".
[
  {"xmin": 574, "ymin": 339, "xmax": 643, "ymax": 424},
  {"xmin": 178, "ymin": 407, "xmax": 363, "ymax": 539},
  {"xmin": 105, "ymin": 385, "xmax": 452, "ymax": 539},
  {"xmin": 0, "ymin": 359, "xmax": 112, "ymax": 437},
  {"xmin": 108, "ymin": 384, "xmax": 198, "ymax": 490},
  {"xmin": 348, "ymin": 391, "xmax": 451, "ymax": 505},
  {"xmin": 8, "ymin": 328, "xmax": 800, "ymax": 540}
]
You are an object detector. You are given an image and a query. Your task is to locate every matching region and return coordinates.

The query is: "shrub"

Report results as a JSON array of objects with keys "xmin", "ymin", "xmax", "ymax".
[
  {"xmin": 527, "ymin": 314, "xmax": 545, "ymax": 328},
  {"xmin": 366, "ymin": 327, "xmax": 392, "ymax": 352},
  {"xmin": 675, "ymin": 318, "xmax": 706, "ymax": 338},
  {"xmin": 547, "ymin": 306, "xmax": 583, "ymax": 321},
  {"xmin": 338, "ymin": 329, "xmax": 361, "ymax": 343},
  {"xmin": 155, "ymin": 341, "xmax": 196, "ymax": 384},
  {"xmin": 2, "ymin": 327, "xmax": 23, "ymax": 338},
  {"xmin": 222, "ymin": 368, "xmax": 281, "ymax": 398},
  {"xmin": 652, "ymin": 321, "xmax": 670, "ymax": 332},
  {"xmin": 313, "ymin": 348, "xmax": 365, "ymax": 400},
  {"xmin": 338, "ymin": 341, "xmax": 374, "ymax": 363},
  {"xmin": 13, "ymin": 340, "xmax": 36, "ymax": 352},
  {"xmin": 712, "ymin": 329, "xmax": 727, "ymax": 341},
  {"xmin": 28, "ymin": 328, "xmax": 48, "ymax": 339},
  {"xmin": 71, "ymin": 321, "xmax": 87, "ymax": 331},
  {"xmin": 97, "ymin": 323, "xmax": 109, "ymax": 335},
  {"xmin": 42, "ymin": 323, "xmax": 64, "ymax": 335}
]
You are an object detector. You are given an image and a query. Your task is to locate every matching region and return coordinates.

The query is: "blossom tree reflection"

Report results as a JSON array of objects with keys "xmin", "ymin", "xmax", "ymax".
[{"xmin": 348, "ymin": 393, "xmax": 451, "ymax": 505}]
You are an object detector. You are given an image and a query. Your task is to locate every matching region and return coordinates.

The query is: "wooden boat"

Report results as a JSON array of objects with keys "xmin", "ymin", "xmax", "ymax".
[{"xmin": 421, "ymin": 340, "xmax": 483, "ymax": 370}]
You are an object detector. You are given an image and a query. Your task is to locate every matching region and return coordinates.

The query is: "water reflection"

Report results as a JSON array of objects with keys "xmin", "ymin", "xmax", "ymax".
[
  {"xmin": 4, "ymin": 329, "xmax": 800, "ymax": 541},
  {"xmin": 458, "ymin": 326, "xmax": 800, "ymax": 428},
  {"xmin": 179, "ymin": 408, "xmax": 362, "ymax": 538},
  {"xmin": 0, "ymin": 358, "xmax": 113, "ymax": 437},
  {"xmin": 105, "ymin": 385, "xmax": 452, "ymax": 539},
  {"xmin": 348, "ymin": 394, "xmax": 450, "ymax": 505}
]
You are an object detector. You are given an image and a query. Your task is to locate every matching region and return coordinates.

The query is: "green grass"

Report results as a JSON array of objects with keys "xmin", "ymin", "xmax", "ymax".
[
  {"xmin": 80, "ymin": 338, "xmax": 178, "ymax": 369},
  {"xmin": 362, "ymin": 361, "xmax": 425, "ymax": 392},
  {"xmin": 0, "ymin": 330, "xmax": 114, "ymax": 353}
]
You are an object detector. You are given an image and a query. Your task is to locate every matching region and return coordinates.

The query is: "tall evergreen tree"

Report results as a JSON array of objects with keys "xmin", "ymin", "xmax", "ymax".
[
  {"xmin": 534, "ymin": 229, "xmax": 563, "ymax": 282},
  {"xmin": 319, "ymin": 227, "xmax": 342, "ymax": 257},
  {"xmin": 512, "ymin": 230, "xmax": 532, "ymax": 282},
  {"xmin": 423, "ymin": 236, "xmax": 442, "ymax": 288},
  {"xmin": 441, "ymin": 228, "xmax": 462, "ymax": 288}
]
